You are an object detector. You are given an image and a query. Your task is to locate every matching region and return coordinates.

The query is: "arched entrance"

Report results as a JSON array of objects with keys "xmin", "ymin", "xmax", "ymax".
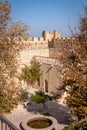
[
  {"xmin": 37, "ymin": 78, "xmax": 40, "ymax": 86},
  {"xmin": 44, "ymin": 80, "xmax": 48, "ymax": 93}
]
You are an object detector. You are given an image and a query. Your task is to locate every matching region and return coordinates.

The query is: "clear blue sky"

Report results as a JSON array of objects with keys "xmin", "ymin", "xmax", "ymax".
[{"xmin": 8, "ymin": 0, "xmax": 87, "ymax": 37}]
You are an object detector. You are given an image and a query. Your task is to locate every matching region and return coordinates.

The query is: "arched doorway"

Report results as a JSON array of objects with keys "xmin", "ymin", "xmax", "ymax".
[
  {"xmin": 37, "ymin": 78, "xmax": 40, "ymax": 86},
  {"xmin": 44, "ymin": 80, "xmax": 48, "ymax": 93}
]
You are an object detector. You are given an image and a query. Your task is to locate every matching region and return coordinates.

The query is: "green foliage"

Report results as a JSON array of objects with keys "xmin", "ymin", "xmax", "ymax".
[
  {"xmin": 61, "ymin": 6, "xmax": 87, "ymax": 121},
  {"xmin": 0, "ymin": 90, "xmax": 18, "ymax": 113},
  {"xmin": 63, "ymin": 121, "xmax": 87, "ymax": 130},
  {"xmin": 0, "ymin": 0, "xmax": 29, "ymax": 113},
  {"xmin": 63, "ymin": 122, "xmax": 77, "ymax": 130},
  {"xmin": 31, "ymin": 91, "xmax": 49, "ymax": 104},
  {"xmin": 29, "ymin": 66, "xmax": 41, "ymax": 81},
  {"xmin": 20, "ymin": 58, "xmax": 41, "ymax": 83},
  {"xmin": 18, "ymin": 89, "xmax": 28, "ymax": 101},
  {"xmin": 74, "ymin": 121, "xmax": 87, "ymax": 130},
  {"xmin": 20, "ymin": 65, "xmax": 31, "ymax": 80},
  {"xmin": 66, "ymin": 84, "xmax": 87, "ymax": 120}
]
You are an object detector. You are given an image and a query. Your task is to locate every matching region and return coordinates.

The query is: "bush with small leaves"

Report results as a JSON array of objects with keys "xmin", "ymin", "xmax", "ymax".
[{"xmin": 18, "ymin": 89, "xmax": 29, "ymax": 101}]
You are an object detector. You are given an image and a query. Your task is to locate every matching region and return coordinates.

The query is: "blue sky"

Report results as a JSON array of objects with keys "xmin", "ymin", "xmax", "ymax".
[{"xmin": 8, "ymin": 0, "xmax": 87, "ymax": 37}]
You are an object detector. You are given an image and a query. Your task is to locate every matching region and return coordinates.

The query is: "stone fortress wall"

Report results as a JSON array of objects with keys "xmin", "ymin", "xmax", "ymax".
[
  {"xmin": 18, "ymin": 30, "xmax": 76, "ymax": 51},
  {"xmin": 48, "ymin": 37, "xmax": 77, "ymax": 59},
  {"xmin": 18, "ymin": 30, "xmax": 76, "ymax": 67},
  {"xmin": 18, "ymin": 30, "xmax": 77, "ymax": 94},
  {"xmin": 18, "ymin": 30, "xmax": 60, "ymax": 67}
]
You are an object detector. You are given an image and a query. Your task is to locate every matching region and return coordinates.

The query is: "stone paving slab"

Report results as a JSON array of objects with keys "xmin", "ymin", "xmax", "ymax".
[
  {"xmin": 4, "ymin": 100, "xmax": 74, "ymax": 130},
  {"xmin": 4, "ymin": 88, "xmax": 76, "ymax": 130}
]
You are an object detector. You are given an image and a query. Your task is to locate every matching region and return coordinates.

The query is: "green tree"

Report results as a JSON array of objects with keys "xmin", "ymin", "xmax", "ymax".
[
  {"xmin": 18, "ymin": 89, "xmax": 29, "ymax": 101},
  {"xmin": 31, "ymin": 91, "xmax": 51, "ymax": 113},
  {"xmin": 0, "ymin": 0, "xmax": 29, "ymax": 113},
  {"xmin": 61, "ymin": 6, "xmax": 87, "ymax": 120},
  {"xmin": 20, "ymin": 58, "xmax": 41, "ymax": 85}
]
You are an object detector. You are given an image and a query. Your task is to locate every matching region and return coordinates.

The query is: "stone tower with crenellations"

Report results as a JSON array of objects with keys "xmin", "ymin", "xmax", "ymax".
[{"xmin": 42, "ymin": 30, "xmax": 60, "ymax": 41}]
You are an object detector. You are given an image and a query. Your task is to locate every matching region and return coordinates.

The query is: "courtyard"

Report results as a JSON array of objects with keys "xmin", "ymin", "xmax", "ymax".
[{"xmin": 5, "ymin": 88, "xmax": 76, "ymax": 130}]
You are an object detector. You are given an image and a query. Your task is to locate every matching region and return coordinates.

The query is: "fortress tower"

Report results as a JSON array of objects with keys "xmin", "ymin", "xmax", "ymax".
[
  {"xmin": 42, "ymin": 30, "xmax": 60, "ymax": 41},
  {"xmin": 54, "ymin": 30, "xmax": 60, "ymax": 39}
]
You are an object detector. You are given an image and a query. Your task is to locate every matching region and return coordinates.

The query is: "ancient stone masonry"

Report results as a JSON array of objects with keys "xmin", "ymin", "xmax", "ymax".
[
  {"xmin": 42, "ymin": 30, "xmax": 60, "ymax": 41},
  {"xmin": 48, "ymin": 37, "xmax": 78, "ymax": 59},
  {"xmin": 17, "ymin": 30, "xmax": 78, "ymax": 94},
  {"xmin": 17, "ymin": 30, "xmax": 60, "ymax": 68}
]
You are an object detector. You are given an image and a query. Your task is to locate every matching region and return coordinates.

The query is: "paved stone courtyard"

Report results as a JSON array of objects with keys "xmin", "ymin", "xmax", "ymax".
[
  {"xmin": 5, "ymin": 99, "xmax": 76, "ymax": 130},
  {"xmin": 4, "ymin": 88, "xmax": 77, "ymax": 130}
]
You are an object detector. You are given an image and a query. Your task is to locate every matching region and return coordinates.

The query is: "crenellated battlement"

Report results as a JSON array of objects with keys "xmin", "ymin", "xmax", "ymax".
[
  {"xmin": 30, "ymin": 37, "xmax": 46, "ymax": 42},
  {"xmin": 15, "ymin": 30, "xmax": 77, "ymax": 50},
  {"xmin": 57, "ymin": 37, "xmax": 76, "ymax": 41},
  {"xmin": 29, "ymin": 30, "xmax": 60, "ymax": 42},
  {"xmin": 48, "ymin": 36, "xmax": 78, "ymax": 49}
]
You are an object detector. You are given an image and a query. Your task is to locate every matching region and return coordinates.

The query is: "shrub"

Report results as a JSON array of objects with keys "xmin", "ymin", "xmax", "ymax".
[
  {"xmin": 31, "ymin": 91, "xmax": 50, "ymax": 104},
  {"xmin": 18, "ymin": 89, "xmax": 28, "ymax": 101},
  {"xmin": 63, "ymin": 120, "xmax": 87, "ymax": 130}
]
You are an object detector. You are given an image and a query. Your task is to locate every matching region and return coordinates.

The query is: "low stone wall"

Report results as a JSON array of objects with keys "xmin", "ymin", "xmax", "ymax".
[{"xmin": 21, "ymin": 115, "xmax": 58, "ymax": 130}]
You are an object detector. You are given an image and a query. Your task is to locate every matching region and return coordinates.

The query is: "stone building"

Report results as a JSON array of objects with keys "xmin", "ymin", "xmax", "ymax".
[
  {"xmin": 17, "ymin": 30, "xmax": 76, "ymax": 95},
  {"xmin": 35, "ymin": 56, "xmax": 63, "ymax": 95},
  {"xmin": 38, "ymin": 64, "xmax": 63, "ymax": 95}
]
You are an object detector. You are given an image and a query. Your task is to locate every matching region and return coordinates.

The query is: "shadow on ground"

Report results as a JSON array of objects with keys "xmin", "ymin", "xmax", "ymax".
[{"xmin": 24, "ymin": 100, "xmax": 76, "ymax": 125}]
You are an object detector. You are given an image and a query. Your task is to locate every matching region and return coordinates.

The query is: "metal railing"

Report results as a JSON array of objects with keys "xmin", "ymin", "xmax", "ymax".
[{"xmin": 0, "ymin": 115, "xmax": 19, "ymax": 130}]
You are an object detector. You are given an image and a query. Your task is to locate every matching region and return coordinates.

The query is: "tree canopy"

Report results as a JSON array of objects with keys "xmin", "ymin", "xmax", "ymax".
[
  {"xmin": 0, "ymin": 0, "xmax": 29, "ymax": 113},
  {"xmin": 61, "ymin": 6, "xmax": 87, "ymax": 120},
  {"xmin": 20, "ymin": 58, "xmax": 41, "ymax": 84}
]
